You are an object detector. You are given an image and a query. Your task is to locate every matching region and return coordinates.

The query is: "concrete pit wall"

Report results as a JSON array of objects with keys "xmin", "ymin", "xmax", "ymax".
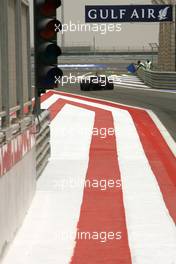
[{"xmin": 0, "ymin": 126, "xmax": 36, "ymax": 260}]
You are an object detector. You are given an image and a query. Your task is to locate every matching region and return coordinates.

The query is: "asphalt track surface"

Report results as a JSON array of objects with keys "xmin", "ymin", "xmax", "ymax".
[{"xmin": 56, "ymin": 79, "xmax": 176, "ymax": 142}]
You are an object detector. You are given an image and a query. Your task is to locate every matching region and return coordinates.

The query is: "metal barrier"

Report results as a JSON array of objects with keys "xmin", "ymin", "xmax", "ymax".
[
  {"xmin": 35, "ymin": 110, "xmax": 51, "ymax": 179},
  {"xmin": 137, "ymin": 67, "xmax": 176, "ymax": 90}
]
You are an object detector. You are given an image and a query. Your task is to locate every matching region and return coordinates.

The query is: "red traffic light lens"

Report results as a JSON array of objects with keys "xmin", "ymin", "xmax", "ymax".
[
  {"xmin": 39, "ymin": 19, "xmax": 62, "ymax": 40},
  {"xmin": 40, "ymin": 0, "xmax": 61, "ymax": 16}
]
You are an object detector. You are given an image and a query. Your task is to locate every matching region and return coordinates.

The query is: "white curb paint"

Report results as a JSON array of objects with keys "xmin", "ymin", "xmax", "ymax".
[
  {"xmin": 113, "ymin": 110, "xmax": 176, "ymax": 264},
  {"xmin": 2, "ymin": 104, "xmax": 95, "ymax": 264}
]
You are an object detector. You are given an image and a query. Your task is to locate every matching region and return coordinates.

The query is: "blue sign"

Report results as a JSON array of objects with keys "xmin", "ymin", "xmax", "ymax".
[{"xmin": 85, "ymin": 5, "xmax": 173, "ymax": 23}]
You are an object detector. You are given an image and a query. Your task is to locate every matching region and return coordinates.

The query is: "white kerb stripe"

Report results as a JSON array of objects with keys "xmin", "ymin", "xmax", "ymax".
[
  {"xmin": 3, "ymin": 104, "xmax": 95, "ymax": 264},
  {"xmin": 50, "ymin": 104, "xmax": 95, "ymax": 160},
  {"xmin": 41, "ymin": 94, "xmax": 60, "ymax": 109},
  {"xmin": 113, "ymin": 110, "xmax": 176, "ymax": 264}
]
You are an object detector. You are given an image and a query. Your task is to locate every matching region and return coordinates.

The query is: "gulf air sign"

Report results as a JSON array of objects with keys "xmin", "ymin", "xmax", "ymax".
[{"xmin": 85, "ymin": 5, "xmax": 173, "ymax": 23}]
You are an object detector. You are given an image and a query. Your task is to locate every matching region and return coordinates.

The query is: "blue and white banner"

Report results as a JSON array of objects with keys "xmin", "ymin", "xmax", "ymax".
[{"xmin": 85, "ymin": 5, "xmax": 173, "ymax": 23}]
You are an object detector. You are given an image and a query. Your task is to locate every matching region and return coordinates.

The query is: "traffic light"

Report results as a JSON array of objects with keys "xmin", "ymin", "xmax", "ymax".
[{"xmin": 34, "ymin": 0, "xmax": 63, "ymax": 96}]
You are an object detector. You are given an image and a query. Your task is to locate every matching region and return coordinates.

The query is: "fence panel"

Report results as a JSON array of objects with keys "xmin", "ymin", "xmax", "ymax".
[
  {"xmin": 8, "ymin": 0, "xmax": 17, "ymax": 109},
  {"xmin": 0, "ymin": 40, "xmax": 2, "ymax": 112},
  {"xmin": 22, "ymin": 2, "xmax": 29, "ymax": 103}
]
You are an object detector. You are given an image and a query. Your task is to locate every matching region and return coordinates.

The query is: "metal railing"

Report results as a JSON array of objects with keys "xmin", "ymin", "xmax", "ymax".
[
  {"xmin": 35, "ymin": 110, "xmax": 51, "ymax": 179},
  {"xmin": 137, "ymin": 67, "xmax": 176, "ymax": 90}
]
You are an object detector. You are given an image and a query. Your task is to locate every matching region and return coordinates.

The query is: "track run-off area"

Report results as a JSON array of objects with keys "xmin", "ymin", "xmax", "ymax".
[{"xmin": 2, "ymin": 90, "xmax": 176, "ymax": 264}]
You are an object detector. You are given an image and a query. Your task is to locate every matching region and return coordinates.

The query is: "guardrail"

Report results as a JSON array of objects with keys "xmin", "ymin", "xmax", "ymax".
[
  {"xmin": 137, "ymin": 67, "xmax": 176, "ymax": 90},
  {"xmin": 35, "ymin": 110, "xmax": 51, "ymax": 179},
  {"xmin": 0, "ymin": 103, "xmax": 51, "ymax": 179},
  {"xmin": 0, "ymin": 114, "xmax": 34, "ymax": 144}
]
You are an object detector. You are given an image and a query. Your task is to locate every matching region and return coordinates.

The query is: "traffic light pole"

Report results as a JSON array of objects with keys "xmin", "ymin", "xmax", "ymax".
[
  {"xmin": 33, "ymin": 0, "xmax": 41, "ymax": 116},
  {"xmin": 175, "ymin": 4, "xmax": 176, "ymax": 71},
  {"xmin": 33, "ymin": 0, "xmax": 62, "ymax": 109}
]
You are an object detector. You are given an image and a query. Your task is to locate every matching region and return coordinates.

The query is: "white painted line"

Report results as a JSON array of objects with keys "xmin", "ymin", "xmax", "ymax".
[
  {"xmin": 113, "ymin": 110, "xmax": 176, "ymax": 264},
  {"xmin": 114, "ymin": 84, "xmax": 176, "ymax": 93},
  {"xmin": 121, "ymin": 77, "xmax": 142, "ymax": 80},
  {"xmin": 114, "ymin": 76, "xmax": 176, "ymax": 93},
  {"xmin": 2, "ymin": 104, "xmax": 95, "ymax": 264},
  {"xmin": 121, "ymin": 80, "xmax": 145, "ymax": 83},
  {"xmin": 54, "ymin": 91, "xmax": 145, "ymax": 110},
  {"xmin": 120, "ymin": 79, "xmax": 147, "ymax": 84},
  {"xmin": 114, "ymin": 82, "xmax": 149, "ymax": 88},
  {"xmin": 41, "ymin": 94, "xmax": 60, "ymax": 109},
  {"xmin": 122, "ymin": 76, "xmax": 142, "ymax": 80}
]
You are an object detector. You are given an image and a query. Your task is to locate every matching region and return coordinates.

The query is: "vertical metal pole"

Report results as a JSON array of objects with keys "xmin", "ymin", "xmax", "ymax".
[
  {"xmin": 33, "ymin": 0, "xmax": 41, "ymax": 115},
  {"xmin": 152, "ymin": 47, "xmax": 154, "ymax": 66},
  {"xmin": 175, "ymin": 5, "xmax": 176, "ymax": 71},
  {"xmin": 0, "ymin": 0, "xmax": 10, "ymax": 128},
  {"xmin": 61, "ymin": 0, "xmax": 65, "ymax": 48},
  {"xmin": 27, "ymin": 3, "xmax": 33, "ymax": 113},
  {"xmin": 16, "ymin": 0, "xmax": 24, "ymax": 119},
  {"xmin": 0, "ymin": 2, "xmax": 2, "ymax": 116},
  {"xmin": 93, "ymin": 36, "xmax": 96, "ymax": 55}
]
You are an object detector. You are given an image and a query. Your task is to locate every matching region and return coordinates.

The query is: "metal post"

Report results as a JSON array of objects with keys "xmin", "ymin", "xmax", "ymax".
[
  {"xmin": 27, "ymin": 3, "xmax": 33, "ymax": 113},
  {"xmin": 61, "ymin": 0, "xmax": 65, "ymax": 48},
  {"xmin": 33, "ymin": 0, "xmax": 41, "ymax": 115},
  {"xmin": 0, "ymin": 0, "xmax": 10, "ymax": 128},
  {"xmin": 93, "ymin": 35, "xmax": 96, "ymax": 55},
  {"xmin": 16, "ymin": 0, "xmax": 24, "ymax": 119},
  {"xmin": 151, "ymin": 47, "xmax": 154, "ymax": 66},
  {"xmin": 175, "ymin": 5, "xmax": 176, "ymax": 71}
]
